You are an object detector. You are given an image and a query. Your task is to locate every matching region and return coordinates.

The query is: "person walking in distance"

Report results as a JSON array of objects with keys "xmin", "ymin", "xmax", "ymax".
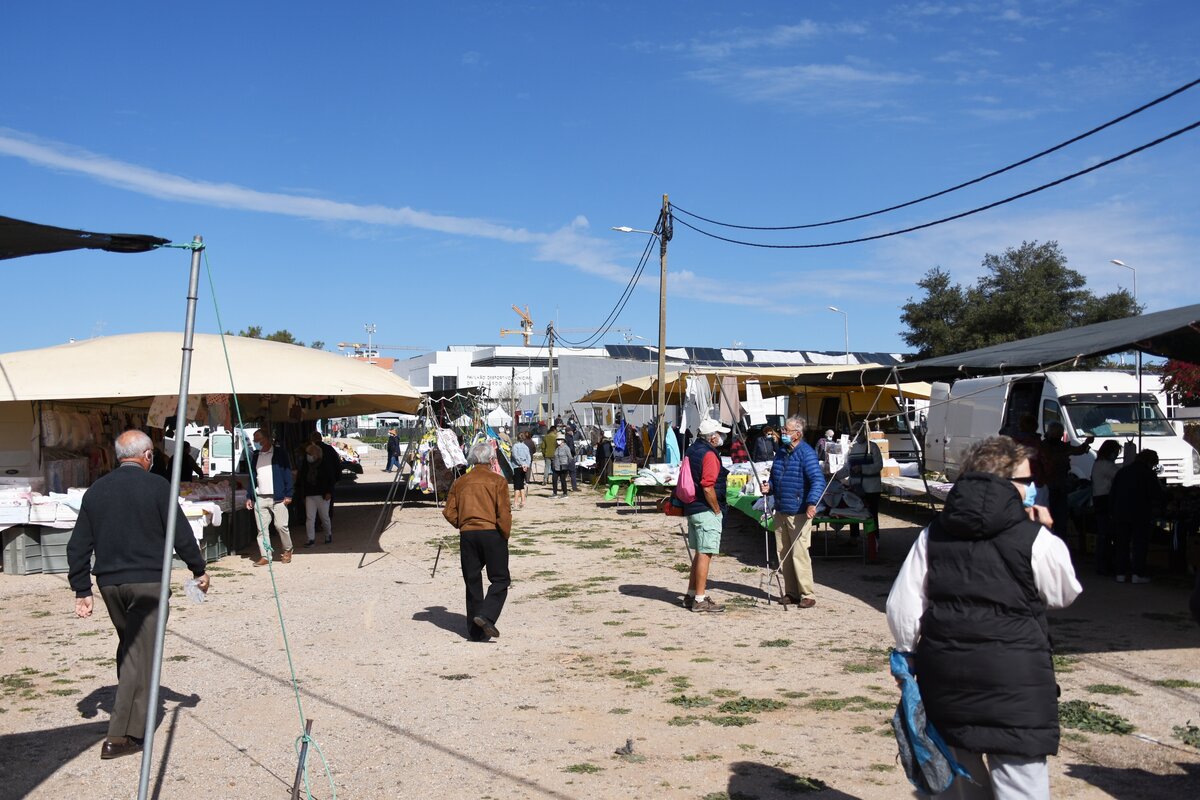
[
  {"xmin": 682, "ymin": 419, "xmax": 731, "ymax": 613},
  {"xmin": 299, "ymin": 442, "xmax": 338, "ymax": 546},
  {"xmin": 443, "ymin": 442, "xmax": 512, "ymax": 641},
  {"xmin": 763, "ymin": 415, "xmax": 826, "ymax": 608},
  {"xmin": 510, "ymin": 431, "xmax": 532, "ymax": 510},
  {"xmin": 384, "ymin": 428, "xmax": 403, "ymax": 472},
  {"xmin": 246, "ymin": 428, "xmax": 295, "ymax": 566},
  {"xmin": 67, "ymin": 430, "xmax": 210, "ymax": 760}
]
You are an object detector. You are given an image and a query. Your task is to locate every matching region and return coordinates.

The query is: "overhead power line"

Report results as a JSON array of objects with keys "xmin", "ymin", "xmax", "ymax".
[
  {"xmin": 555, "ymin": 227, "xmax": 657, "ymax": 349},
  {"xmin": 670, "ymin": 76, "xmax": 1200, "ymax": 231},
  {"xmin": 671, "ymin": 118, "xmax": 1200, "ymax": 250}
]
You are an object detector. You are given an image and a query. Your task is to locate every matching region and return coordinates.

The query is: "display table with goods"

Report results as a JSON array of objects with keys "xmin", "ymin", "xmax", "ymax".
[
  {"xmin": 724, "ymin": 482, "xmax": 880, "ymax": 563},
  {"xmin": 0, "ymin": 476, "xmax": 239, "ymax": 575}
]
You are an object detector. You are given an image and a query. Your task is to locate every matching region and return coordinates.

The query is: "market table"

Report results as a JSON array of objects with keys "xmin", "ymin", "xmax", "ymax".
[
  {"xmin": 725, "ymin": 491, "xmax": 880, "ymax": 562},
  {"xmin": 604, "ymin": 475, "xmax": 638, "ymax": 506}
]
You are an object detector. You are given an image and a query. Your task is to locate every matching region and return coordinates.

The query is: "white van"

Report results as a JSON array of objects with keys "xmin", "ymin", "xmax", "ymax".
[
  {"xmin": 182, "ymin": 424, "xmax": 256, "ymax": 476},
  {"xmin": 925, "ymin": 371, "xmax": 1200, "ymax": 486}
]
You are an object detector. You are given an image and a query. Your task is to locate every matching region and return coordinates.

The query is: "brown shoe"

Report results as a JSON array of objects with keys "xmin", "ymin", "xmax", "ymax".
[
  {"xmin": 281, "ymin": 550, "xmax": 293, "ymax": 564},
  {"xmin": 253, "ymin": 557, "xmax": 269, "ymax": 567},
  {"xmin": 797, "ymin": 597, "xmax": 816, "ymax": 609},
  {"xmin": 101, "ymin": 735, "xmax": 143, "ymax": 760},
  {"xmin": 691, "ymin": 597, "xmax": 725, "ymax": 613},
  {"xmin": 778, "ymin": 594, "xmax": 801, "ymax": 606}
]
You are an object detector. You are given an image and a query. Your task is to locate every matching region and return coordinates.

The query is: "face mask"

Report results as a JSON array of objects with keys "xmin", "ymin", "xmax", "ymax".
[
  {"xmin": 1023, "ymin": 482, "xmax": 1037, "ymax": 508},
  {"xmin": 780, "ymin": 434, "xmax": 792, "ymax": 446},
  {"xmin": 306, "ymin": 455, "xmax": 318, "ymax": 463}
]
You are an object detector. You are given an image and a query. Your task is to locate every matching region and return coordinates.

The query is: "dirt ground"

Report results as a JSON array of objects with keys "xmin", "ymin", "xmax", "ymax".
[{"xmin": 3, "ymin": 454, "xmax": 1200, "ymax": 800}]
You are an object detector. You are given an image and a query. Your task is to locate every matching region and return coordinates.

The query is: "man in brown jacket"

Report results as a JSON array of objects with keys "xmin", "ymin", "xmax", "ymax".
[{"xmin": 443, "ymin": 442, "xmax": 512, "ymax": 641}]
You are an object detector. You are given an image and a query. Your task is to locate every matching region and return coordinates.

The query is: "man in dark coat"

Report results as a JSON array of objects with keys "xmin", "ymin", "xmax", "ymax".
[
  {"xmin": 384, "ymin": 428, "xmax": 403, "ymax": 472},
  {"xmin": 1109, "ymin": 448, "xmax": 1164, "ymax": 583},
  {"xmin": 68, "ymin": 430, "xmax": 210, "ymax": 760}
]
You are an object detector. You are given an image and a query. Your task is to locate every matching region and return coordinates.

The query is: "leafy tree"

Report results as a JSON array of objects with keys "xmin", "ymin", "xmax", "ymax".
[
  {"xmin": 900, "ymin": 241, "xmax": 1140, "ymax": 359},
  {"xmin": 225, "ymin": 326, "xmax": 311, "ymax": 347},
  {"xmin": 263, "ymin": 329, "xmax": 299, "ymax": 345},
  {"xmin": 1163, "ymin": 360, "xmax": 1200, "ymax": 406},
  {"xmin": 310, "ymin": 340, "xmax": 326, "ymax": 350}
]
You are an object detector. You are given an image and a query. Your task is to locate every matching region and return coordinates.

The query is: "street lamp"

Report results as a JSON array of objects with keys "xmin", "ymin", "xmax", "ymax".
[
  {"xmin": 611, "ymin": 196, "xmax": 670, "ymax": 460},
  {"xmin": 828, "ymin": 306, "xmax": 849, "ymax": 365},
  {"xmin": 1111, "ymin": 259, "xmax": 1142, "ymax": 448}
]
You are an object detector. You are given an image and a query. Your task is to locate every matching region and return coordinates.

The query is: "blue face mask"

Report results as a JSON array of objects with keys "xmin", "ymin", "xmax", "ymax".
[
  {"xmin": 1023, "ymin": 482, "xmax": 1037, "ymax": 508},
  {"xmin": 780, "ymin": 434, "xmax": 792, "ymax": 446}
]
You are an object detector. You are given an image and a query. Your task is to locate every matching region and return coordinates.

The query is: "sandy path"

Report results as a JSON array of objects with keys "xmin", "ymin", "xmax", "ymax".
[{"xmin": 2, "ymin": 461, "xmax": 1199, "ymax": 799}]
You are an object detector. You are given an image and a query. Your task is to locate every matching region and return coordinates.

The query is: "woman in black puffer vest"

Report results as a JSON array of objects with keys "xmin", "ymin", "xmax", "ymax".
[{"xmin": 887, "ymin": 436, "xmax": 1082, "ymax": 800}]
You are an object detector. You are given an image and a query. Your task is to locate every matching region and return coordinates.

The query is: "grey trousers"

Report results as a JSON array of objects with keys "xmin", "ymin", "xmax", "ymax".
[
  {"xmin": 99, "ymin": 582, "xmax": 167, "ymax": 740},
  {"xmin": 252, "ymin": 496, "xmax": 293, "ymax": 557},
  {"xmin": 934, "ymin": 747, "xmax": 1049, "ymax": 800}
]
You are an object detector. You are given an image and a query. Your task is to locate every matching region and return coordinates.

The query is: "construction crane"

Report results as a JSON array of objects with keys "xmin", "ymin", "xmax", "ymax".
[{"xmin": 499, "ymin": 305, "xmax": 535, "ymax": 346}]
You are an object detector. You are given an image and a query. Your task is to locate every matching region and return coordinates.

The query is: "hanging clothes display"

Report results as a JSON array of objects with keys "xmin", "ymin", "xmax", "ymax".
[
  {"xmin": 684, "ymin": 375, "xmax": 713, "ymax": 435},
  {"xmin": 436, "ymin": 428, "xmax": 467, "ymax": 468},
  {"xmin": 665, "ymin": 425, "xmax": 681, "ymax": 465}
]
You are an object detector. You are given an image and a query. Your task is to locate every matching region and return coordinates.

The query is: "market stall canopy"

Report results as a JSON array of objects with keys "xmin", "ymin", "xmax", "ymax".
[
  {"xmin": 0, "ymin": 333, "xmax": 421, "ymax": 416},
  {"xmin": 0, "ymin": 215, "xmax": 169, "ymax": 260},
  {"xmin": 808, "ymin": 303, "xmax": 1200, "ymax": 387},
  {"xmin": 576, "ymin": 365, "xmax": 920, "ymax": 404}
]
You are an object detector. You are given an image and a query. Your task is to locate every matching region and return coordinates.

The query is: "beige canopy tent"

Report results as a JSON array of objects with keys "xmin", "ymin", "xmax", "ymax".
[
  {"xmin": 0, "ymin": 332, "xmax": 421, "ymax": 417},
  {"xmin": 578, "ymin": 365, "xmax": 931, "ymax": 405}
]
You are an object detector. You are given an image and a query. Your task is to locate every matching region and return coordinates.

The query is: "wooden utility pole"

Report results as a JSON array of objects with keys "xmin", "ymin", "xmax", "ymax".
[{"xmin": 654, "ymin": 194, "xmax": 671, "ymax": 461}]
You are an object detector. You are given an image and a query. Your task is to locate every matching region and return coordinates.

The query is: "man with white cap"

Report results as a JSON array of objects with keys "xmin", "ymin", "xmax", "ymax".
[{"xmin": 680, "ymin": 418, "xmax": 731, "ymax": 612}]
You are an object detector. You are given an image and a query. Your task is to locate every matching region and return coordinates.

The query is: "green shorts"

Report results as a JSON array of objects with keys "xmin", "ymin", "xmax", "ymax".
[{"xmin": 687, "ymin": 510, "xmax": 723, "ymax": 555}]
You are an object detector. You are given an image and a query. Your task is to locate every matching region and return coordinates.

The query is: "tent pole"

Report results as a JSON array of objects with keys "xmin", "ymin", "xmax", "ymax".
[
  {"xmin": 892, "ymin": 368, "xmax": 937, "ymax": 514},
  {"xmin": 137, "ymin": 236, "xmax": 203, "ymax": 800}
]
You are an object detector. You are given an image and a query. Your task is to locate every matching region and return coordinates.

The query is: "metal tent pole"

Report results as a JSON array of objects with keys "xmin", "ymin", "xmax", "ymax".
[{"xmin": 137, "ymin": 236, "xmax": 203, "ymax": 800}]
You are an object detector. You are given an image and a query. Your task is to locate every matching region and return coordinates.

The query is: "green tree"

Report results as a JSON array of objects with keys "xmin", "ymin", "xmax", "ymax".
[
  {"xmin": 226, "ymin": 326, "xmax": 311, "ymax": 346},
  {"xmin": 310, "ymin": 340, "xmax": 326, "ymax": 350},
  {"xmin": 900, "ymin": 241, "xmax": 1140, "ymax": 359},
  {"xmin": 263, "ymin": 329, "xmax": 299, "ymax": 345}
]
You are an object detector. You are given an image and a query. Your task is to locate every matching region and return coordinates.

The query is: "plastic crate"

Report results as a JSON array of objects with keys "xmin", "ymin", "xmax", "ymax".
[{"xmin": 2, "ymin": 527, "xmax": 42, "ymax": 575}]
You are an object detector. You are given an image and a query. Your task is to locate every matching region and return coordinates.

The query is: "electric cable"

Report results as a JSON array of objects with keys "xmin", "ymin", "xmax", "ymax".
[
  {"xmin": 671, "ymin": 118, "xmax": 1200, "ymax": 249},
  {"xmin": 554, "ymin": 228, "xmax": 657, "ymax": 348},
  {"xmin": 669, "ymin": 76, "xmax": 1200, "ymax": 231}
]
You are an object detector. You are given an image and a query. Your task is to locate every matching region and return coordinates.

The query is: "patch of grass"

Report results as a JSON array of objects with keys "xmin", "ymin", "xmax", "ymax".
[
  {"xmin": 529, "ymin": 570, "xmax": 558, "ymax": 579},
  {"xmin": 760, "ymin": 639, "xmax": 792, "ymax": 648},
  {"xmin": 774, "ymin": 775, "xmax": 828, "ymax": 793},
  {"xmin": 1153, "ymin": 678, "xmax": 1200, "ymax": 689},
  {"xmin": 804, "ymin": 695, "xmax": 893, "ymax": 712},
  {"xmin": 614, "ymin": 547, "xmax": 643, "ymax": 560},
  {"xmin": 439, "ymin": 673, "xmax": 472, "ymax": 681},
  {"xmin": 506, "ymin": 548, "xmax": 543, "ymax": 556},
  {"xmin": 672, "ymin": 563, "xmax": 691, "ymax": 573},
  {"xmin": 668, "ymin": 715, "xmax": 701, "ymax": 726},
  {"xmin": 667, "ymin": 694, "xmax": 714, "ymax": 709},
  {"xmin": 868, "ymin": 763, "xmax": 894, "ymax": 772},
  {"xmin": 1085, "ymin": 684, "xmax": 1139, "ymax": 696},
  {"xmin": 843, "ymin": 662, "xmax": 878, "ymax": 674},
  {"xmin": 50, "ymin": 679, "xmax": 75, "ymax": 685},
  {"xmin": 1172, "ymin": 722, "xmax": 1200, "ymax": 748},
  {"xmin": 717, "ymin": 697, "xmax": 788, "ymax": 714},
  {"xmin": 542, "ymin": 583, "xmax": 581, "ymax": 600},
  {"xmin": 0, "ymin": 675, "xmax": 35, "ymax": 693},
  {"xmin": 621, "ymin": 630, "xmax": 647, "ymax": 638},
  {"xmin": 47, "ymin": 688, "xmax": 80, "ymax": 696},
  {"xmin": 602, "ymin": 620, "xmax": 623, "ymax": 626},
  {"xmin": 691, "ymin": 657, "xmax": 713, "ymax": 663},
  {"xmin": 725, "ymin": 596, "xmax": 756, "ymax": 609},
  {"xmin": 660, "ymin": 645, "xmax": 682, "ymax": 651},
  {"xmin": 77, "ymin": 630, "xmax": 101, "ymax": 637},
  {"xmin": 1062, "ymin": 731, "xmax": 1089, "ymax": 743},
  {"xmin": 710, "ymin": 688, "xmax": 740, "ymax": 698},
  {"xmin": 706, "ymin": 714, "xmax": 757, "ymax": 727},
  {"xmin": 669, "ymin": 676, "xmax": 691, "ymax": 690},
  {"xmin": 779, "ymin": 691, "xmax": 810, "ymax": 699},
  {"xmin": 571, "ymin": 538, "xmax": 617, "ymax": 550},
  {"xmin": 563, "ymin": 763, "xmax": 602, "ymax": 774},
  {"xmin": 1059, "ymin": 700, "xmax": 1134, "ymax": 735},
  {"xmin": 1052, "ymin": 654, "xmax": 1080, "ymax": 673},
  {"xmin": 167, "ymin": 655, "xmax": 191, "ymax": 662},
  {"xmin": 852, "ymin": 725, "xmax": 875, "ymax": 734},
  {"xmin": 610, "ymin": 667, "xmax": 665, "ymax": 689},
  {"xmin": 609, "ymin": 708, "xmax": 631, "ymax": 715},
  {"xmin": 30, "ymin": 610, "xmax": 51, "ymax": 618}
]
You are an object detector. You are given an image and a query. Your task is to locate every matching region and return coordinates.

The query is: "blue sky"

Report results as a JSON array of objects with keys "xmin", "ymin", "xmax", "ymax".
[{"xmin": 2, "ymin": 1, "xmax": 1197, "ymax": 358}]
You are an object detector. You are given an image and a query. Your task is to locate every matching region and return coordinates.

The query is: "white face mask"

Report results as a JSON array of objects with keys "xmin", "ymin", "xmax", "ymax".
[{"xmin": 710, "ymin": 434, "xmax": 725, "ymax": 447}]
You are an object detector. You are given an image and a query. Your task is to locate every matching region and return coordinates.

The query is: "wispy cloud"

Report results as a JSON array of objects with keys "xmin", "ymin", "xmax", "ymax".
[
  {"xmin": 688, "ymin": 62, "xmax": 920, "ymax": 109},
  {"xmin": 636, "ymin": 20, "xmax": 867, "ymax": 62},
  {"xmin": 0, "ymin": 128, "xmax": 772, "ymax": 310}
]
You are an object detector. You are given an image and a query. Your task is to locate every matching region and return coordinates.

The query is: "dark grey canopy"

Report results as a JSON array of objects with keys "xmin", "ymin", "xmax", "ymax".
[
  {"xmin": 799, "ymin": 303, "xmax": 1200, "ymax": 387},
  {"xmin": 0, "ymin": 215, "xmax": 169, "ymax": 260}
]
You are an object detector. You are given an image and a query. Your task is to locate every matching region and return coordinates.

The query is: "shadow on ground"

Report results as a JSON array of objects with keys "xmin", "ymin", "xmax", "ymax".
[
  {"xmin": 724, "ymin": 761, "xmax": 867, "ymax": 799},
  {"xmin": 1065, "ymin": 760, "xmax": 1200, "ymax": 798}
]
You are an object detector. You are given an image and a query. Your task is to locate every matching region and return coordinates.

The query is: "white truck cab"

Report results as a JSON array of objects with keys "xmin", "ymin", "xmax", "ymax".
[{"xmin": 925, "ymin": 371, "xmax": 1200, "ymax": 486}]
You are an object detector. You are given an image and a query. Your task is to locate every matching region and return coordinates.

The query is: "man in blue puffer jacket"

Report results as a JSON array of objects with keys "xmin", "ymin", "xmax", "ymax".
[{"xmin": 764, "ymin": 415, "xmax": 825, "ymax": 607}]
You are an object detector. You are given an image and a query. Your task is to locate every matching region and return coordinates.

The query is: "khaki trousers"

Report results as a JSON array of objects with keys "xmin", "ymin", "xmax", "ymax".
[
  {"xmin": 774, "ymin": 513, "xmax": 815, "ymax": 599},
  {"xmin": 252, "ymin": 496, "xmax": 293, "ymax": 557}
]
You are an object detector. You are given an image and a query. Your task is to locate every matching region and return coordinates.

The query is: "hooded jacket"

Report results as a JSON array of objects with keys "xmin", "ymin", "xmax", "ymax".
[{"xmin": 914, "ymin": 472, "xmax": 1059, "ymax": 758}]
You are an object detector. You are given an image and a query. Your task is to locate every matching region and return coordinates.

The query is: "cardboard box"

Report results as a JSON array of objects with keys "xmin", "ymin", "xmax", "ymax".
[
  {"xmin": 881, "ymin": 465, "xmax": 901, "ymax": 478},
  {"xmin": 611, "ymin": 462, "xmax": 637, "ymax": 477}
]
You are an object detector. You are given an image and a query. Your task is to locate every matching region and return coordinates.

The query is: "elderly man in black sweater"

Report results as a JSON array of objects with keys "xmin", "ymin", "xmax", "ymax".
[{"xmin": 68, "ymin": 430, "xmax": 210, "ymax": 760}]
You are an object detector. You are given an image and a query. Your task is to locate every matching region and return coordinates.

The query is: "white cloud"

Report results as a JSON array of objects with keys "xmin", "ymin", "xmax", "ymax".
[
  {"xmin": 0, "ymin": 128, "xmax": 777, "ymax": 312},
  {"xmin": 688, "ymin": 62, "xmax": 919, "ymax": 108}
]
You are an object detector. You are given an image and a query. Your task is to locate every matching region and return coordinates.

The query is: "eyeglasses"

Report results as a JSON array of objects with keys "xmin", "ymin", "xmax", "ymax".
[{"xmin": 1010, "ymin": 475, "xmax": 1035, "ymax": 485}]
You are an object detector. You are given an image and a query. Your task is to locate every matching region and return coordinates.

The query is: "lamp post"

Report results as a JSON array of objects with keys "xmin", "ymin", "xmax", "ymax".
[
  {"xmin": 1111, "ymin": 259, "xmax": 1141, "ymax": 449},
  {"xmin": 612, "ymin": 195, "xmax": 671, "ymax": 460},
  {"xmin": 828, "ymin": 306, "xmax": 849, "ymax": 364}
]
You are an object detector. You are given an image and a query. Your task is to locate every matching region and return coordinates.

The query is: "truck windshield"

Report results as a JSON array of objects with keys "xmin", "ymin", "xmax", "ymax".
[
  {"xmin": 848, "ymin": 413, "xmax": 909, "ymax": 434},
  {"xmin": 1063, "ymin": 401, "xmax": 1174, "ymax": 437}
]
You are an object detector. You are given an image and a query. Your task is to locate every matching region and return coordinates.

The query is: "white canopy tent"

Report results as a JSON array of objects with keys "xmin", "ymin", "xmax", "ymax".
[{"xmin": 0, "ymin": 332, "xmax": 421, "ymax": 417}]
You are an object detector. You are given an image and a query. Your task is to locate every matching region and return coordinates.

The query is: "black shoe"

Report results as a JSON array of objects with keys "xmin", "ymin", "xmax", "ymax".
[
  {"xmin": 304, "ymin": 540, "xmax": 315, "ymax": 548},
  {"xmin": 682, "ymin": 595, "xmax": 695, "ymax": 610},
  {"xmin": 472, "ymin": 616, "xmax": 500, "ymax": 639},
  {"xmin": 325, "ymin": 535, "xmax": 332, "ymax": 544},
  {"xmin": 101, "ymin": 736, "xmax": 143, "ymax": 760}
]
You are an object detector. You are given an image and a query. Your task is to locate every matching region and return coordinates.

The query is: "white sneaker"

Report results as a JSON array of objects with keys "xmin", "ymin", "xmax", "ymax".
[
  {"xmin": 1130, "ymin": 575, "xmax": 1151, "ymax": 584},
  {"xmin": 1115, "ymin": 575, "xmax": 1127, "ymax": 583}
]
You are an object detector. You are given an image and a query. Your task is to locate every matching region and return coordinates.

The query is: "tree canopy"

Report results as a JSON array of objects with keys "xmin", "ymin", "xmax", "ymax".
[
  {"xmin": 226, "ymin": 326, "xmax": 325, "ymax": 350},
  {"xmin": 900, "ymin": 241, "xmax": 1140, "ymax": 359},
  {"xmin": 1163, "ymin": 360, "xmax": 1200, "ymax": 406}
]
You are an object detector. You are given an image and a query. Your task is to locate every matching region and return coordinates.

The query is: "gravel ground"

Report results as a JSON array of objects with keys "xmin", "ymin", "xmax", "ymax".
[{"xmin": 2, "ymin": 457, "xmax": 1199, "ymax": 799}]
